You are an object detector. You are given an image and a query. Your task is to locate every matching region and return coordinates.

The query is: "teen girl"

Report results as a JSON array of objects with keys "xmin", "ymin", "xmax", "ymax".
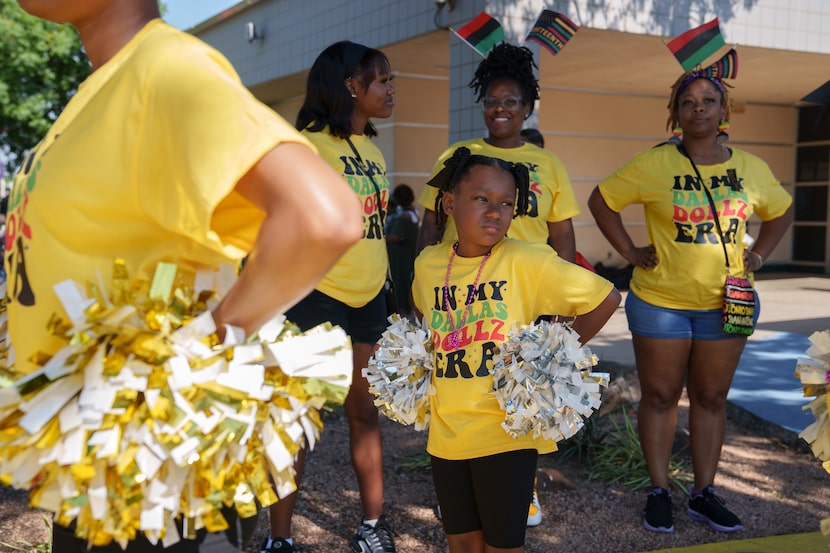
[{"xmin": 261, "ymin": 41, "xmax": 397, "ymax": 553}]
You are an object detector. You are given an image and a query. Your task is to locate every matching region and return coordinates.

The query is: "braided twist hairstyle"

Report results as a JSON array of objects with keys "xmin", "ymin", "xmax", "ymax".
[
  {"xmin": 470, "ymin": 42, "xmax": 539, "ymax": 114},
  {"xmin": 428, "ymin": 147, "xmax": 530, "ymax": 237}
]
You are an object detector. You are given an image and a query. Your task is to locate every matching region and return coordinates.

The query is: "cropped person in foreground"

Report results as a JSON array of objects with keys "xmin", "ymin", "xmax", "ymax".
[{"xmin": 7, "ymin": 0, "xmax": 362, "ymax": 550}]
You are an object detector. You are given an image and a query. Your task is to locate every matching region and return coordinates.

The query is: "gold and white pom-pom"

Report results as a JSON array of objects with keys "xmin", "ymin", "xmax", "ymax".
[
  {"xmin": 797, "ymin": 331, "xmax": 830, "ymax": 461},
  {"xmin": 0, "ymin": 261, "xmax": 352, "ymax": 548},
  {"xmin": 492, "ymin": 320, "xmax": 609, "ymax": 443},
  {"xmin": 363, "ymin": 315, "xmax": 434, "ymax": 431},
  {"xmin": 795, "ymin": 329, "xmax": 830, "ymax": 534}
]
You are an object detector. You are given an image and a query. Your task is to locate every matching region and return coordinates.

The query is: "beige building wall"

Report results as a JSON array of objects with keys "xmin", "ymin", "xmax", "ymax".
[
  {"xmin": 271, "ymin": 74, "xmax": 797, "ymax": 269},
  {"xmin": 381, "ymin": 74, "xmax": 449, "ymax": 199},
  {"xmin": 193, "ymin": 0, "xmax": 830, "ymax": 272}
]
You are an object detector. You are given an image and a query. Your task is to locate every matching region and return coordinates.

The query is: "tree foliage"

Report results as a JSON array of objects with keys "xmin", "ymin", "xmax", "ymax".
[{"xmin": 0, "ymin": 0, "xmax": 90, "ymax": 175}]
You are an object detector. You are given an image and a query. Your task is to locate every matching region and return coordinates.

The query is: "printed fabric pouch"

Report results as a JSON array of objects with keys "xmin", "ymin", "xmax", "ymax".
[{"xmin": 722, "ymin": 275, "xmax": 755, "ymax": 335}]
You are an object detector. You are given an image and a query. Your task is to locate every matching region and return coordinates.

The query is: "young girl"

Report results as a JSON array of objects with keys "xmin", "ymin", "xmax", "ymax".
[{"xmin": 411, "ymin": 147, "xmax": 621, "ymax": 552}]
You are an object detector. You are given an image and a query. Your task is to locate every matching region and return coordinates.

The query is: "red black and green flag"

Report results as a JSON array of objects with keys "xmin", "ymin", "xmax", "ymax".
[
  {"xmin": 667, "ymin": 18, "xmax": 726, "ymax": 72},
  {"xmin": 452, "ymin": 12, "xmax": 503, "ymax": 57},
  {"xmin": 525, "ymin": 10, "xmax": 579, "ymax": 56}
]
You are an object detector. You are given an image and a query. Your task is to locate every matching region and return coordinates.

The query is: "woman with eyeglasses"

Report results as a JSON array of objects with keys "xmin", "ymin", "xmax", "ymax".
[{"xmin": 416, "ymin": 42, "xmax": 579, "ymax": 265}]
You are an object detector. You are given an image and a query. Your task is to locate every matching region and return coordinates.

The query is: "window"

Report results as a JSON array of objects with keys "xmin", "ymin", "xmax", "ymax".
[
  {"xmin": 798, "ymin": 105, "xmax": 830, "ymax": 143},
  {"xmin": 794, "ymin": 185, "xmax": 828, "ymax": 222},
  {"xmin": 793, "ymin": 108, "xmax": 829, "ymax": 270}
]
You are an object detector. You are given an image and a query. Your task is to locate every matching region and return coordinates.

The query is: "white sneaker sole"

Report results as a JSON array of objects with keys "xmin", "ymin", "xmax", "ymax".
[{"xmin": 527, "ymin": 493, "xmax": 543, "ymax": 527}]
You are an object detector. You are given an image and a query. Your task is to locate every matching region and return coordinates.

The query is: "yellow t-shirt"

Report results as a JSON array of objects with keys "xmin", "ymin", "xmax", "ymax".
[
  {"xmin": 304, "ymin": 130, "xmax": 389, "ymax": 307},
  {"xmin": 4, "ymin": 20, "xmax": 312, "ymax": 375},
  {"xmin": 597, "ymin": 144, "xmax": 792, "ymax": 309},
  {"xmin": 417, "ymin": 138, "xmax": 579, "ymax": 245},
  {"xmin": 411, "ymin": 238, "xmax": 613, "ymax": 460}
]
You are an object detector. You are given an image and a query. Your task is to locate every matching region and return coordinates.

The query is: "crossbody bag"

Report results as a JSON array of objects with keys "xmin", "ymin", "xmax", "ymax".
[
  {"xmin": 345, "ymin": 137, "xmax": 397, "ymax": 316},
  {"xmin": 679, "ymin": 144, "xmax": 755, "ymax": 336}
]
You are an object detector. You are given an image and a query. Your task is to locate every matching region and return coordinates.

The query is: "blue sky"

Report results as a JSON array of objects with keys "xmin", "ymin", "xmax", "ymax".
[{"xmin": 163, "ymin": 0, "xmax": 239, "ymax": 30}]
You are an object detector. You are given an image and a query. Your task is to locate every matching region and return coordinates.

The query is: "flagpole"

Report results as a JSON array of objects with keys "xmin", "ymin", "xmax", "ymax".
[{"xmin": 448, "ymin": 26, "xmax": 488, "ymax": 58}]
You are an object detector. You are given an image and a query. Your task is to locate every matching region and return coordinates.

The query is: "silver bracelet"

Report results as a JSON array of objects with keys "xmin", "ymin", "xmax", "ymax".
[{"xmin": 749, "ymin": 250, "xmax": 764, "ymax": 268}]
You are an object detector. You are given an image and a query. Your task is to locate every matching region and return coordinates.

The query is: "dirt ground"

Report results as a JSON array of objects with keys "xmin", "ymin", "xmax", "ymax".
[{"xmin": 2, "ymin": 364, "xmax": 830, "ymax": 553}]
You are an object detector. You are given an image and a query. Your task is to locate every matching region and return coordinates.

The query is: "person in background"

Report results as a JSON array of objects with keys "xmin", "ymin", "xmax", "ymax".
[
  {"xmin": 416, "ymin": 43, "xmax": 578, "ymax": 266},
  {"xmin": 413, "ymin": 147, "xmax": 620, "ymax": 552},
  {"xmin": 385, "ymin": 184, "xmax": 419, "ymax": 317},
  {"xmin": 261, "ymin": 41, "xmax": 397, "ymax": 553},
  {"xmin": 588, "ymin": 69, "xmax": 793, "ymax": 534},
  {"xmin": 7, "ymin": 0, "xmax": 363, "ymax": 551},
  {"xmin": 520, "ymin": 127, "xmax": 544, "ymax": 148}
]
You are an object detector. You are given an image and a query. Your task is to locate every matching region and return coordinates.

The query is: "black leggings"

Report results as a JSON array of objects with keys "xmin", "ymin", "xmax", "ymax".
[{"xmin": 431, "ymin": 449, "xmax": 537, "ymax": 548}]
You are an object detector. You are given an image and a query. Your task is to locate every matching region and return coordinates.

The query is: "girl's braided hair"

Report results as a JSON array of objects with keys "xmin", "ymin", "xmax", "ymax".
[
  {"xmin": 666, "ymin": 70, "xmax": 732, "ymax": 132},
  {"xmin": 428, "ymin": 147, "xmax": 530, "ymax": 237},
  {"xmin": 470, "ymin": 42, "xmax": 539, "ymax": 114}
]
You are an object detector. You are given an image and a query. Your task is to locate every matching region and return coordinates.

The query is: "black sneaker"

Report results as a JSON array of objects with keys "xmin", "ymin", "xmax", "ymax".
[
  {"xmin": 350, "ymin": 515, "xmax": 397, "ymax": 553},
  {"xmin": 260, "ymin": 536, "xmax": 295, "ymax": 552},
  {"xmin": 688, "ymin": 485, "xmax": 743, "ymax": 532},
  {"xmin": 643, "ymin": 487, "xmax": 674, "ymax": 533}
]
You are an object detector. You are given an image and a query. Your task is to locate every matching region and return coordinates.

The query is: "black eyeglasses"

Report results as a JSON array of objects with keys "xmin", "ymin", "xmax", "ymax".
[{"xmin": 481, "ymin": 96, "xmax": 523, "ymax": 111}]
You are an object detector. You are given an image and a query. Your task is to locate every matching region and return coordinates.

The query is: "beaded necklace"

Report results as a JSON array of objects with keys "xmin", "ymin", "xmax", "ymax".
[{"xmin": 444, "ymin": 241, "xmax": 491, "ymax": 350}]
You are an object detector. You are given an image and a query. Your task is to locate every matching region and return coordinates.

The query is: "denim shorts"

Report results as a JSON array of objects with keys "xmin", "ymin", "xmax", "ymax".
[
  {"xmin": 625, "ymin": 291, "xmax": 759, "ymax": 341},
  {"xmin": 286, "ymin": 289, "xmax": 387, "ymax": 345}
]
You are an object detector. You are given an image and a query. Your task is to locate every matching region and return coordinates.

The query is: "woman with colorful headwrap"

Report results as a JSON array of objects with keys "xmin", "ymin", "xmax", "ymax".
[{"xmin": 588, "ymin": 69, "xmax": 793, "ymax": 534}]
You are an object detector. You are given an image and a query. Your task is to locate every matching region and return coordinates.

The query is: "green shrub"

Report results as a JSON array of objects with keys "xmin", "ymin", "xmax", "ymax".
[{"xmin": 557, "ymin": 404, "xmax": 693, "ymax": 494}]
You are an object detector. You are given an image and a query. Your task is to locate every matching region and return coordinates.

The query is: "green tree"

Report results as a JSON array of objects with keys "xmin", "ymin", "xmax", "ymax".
[{"xmin": 0, "ymin": 0, "xmax": 90, "ymax": 175}]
